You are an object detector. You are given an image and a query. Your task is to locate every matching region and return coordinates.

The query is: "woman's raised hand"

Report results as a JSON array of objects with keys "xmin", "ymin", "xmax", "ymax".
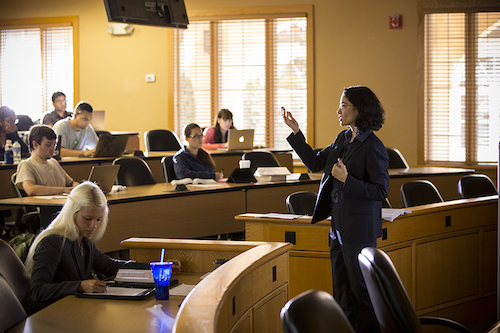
[{"xmin": 281, "ymin": 107, "xmax": 300, "ymax": 134}]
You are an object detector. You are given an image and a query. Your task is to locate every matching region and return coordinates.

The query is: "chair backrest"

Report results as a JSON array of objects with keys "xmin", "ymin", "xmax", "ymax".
[
  {"xmin": 286, "ymin": 191, "xmax": 317, "ymax": 215},
  {"xmin": 10, "ymin": 173, "xmax": 37, "ymax": 214},
  {"xmin": 458, "ymin": 174, "xmax": 497, "ymax": 199},
  {"xmin": 0, "ymin": 239, "xmax": 30, "ymax": 330},
  {"xmin": 161, "ymin": 156, "xmax": 176, "ymax": 182},
  {"xmin": 280, "ymin": 289, "xmax": 355, "ymax": 333},
  {"xmin": 113, "ymin": 156, "xmax": 157, "ymax": 186},
  {"xmin": 382, "ymin": 197, "xmax": 392, "ymax": 208},
  {"xmin": 16, "ymin": 115, "xmax": 34, "ymax": 132},
  {"xmin": 386, "ymin": 147, "xmax": 410, "ymax": 169},
  {"xmin": 144, "ymin": 129, "xmax": 183, "ymax": 153},
  {"xmin": 242, "ymin": 151, "xmax": 280, "ymax": 168},
  {"xmin": 358, "ymin": 247, "xmax": 423, "ymax": 333},
  {"xmin": 400, "ymin": 180, "xmax": 444, "ymax": 208}
]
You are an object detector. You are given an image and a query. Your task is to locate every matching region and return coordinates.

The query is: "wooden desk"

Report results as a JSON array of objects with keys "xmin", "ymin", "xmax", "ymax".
[
  {"xmin": 237, "ymin": 195, "xmax": 498, "ymax": 323},
  {"xmin": 0, "ymin": 178, "xmax": 320, "ymax": 253},
  {"xmin": 7, "ymin": 238, "xmax": 292, "ymax": 333}
]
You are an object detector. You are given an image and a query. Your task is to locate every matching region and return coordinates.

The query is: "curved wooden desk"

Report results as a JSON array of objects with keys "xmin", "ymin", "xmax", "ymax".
[
  {"xmin": 237, "ymin": 195, "xmax": 498, "ymax": 323},
  {"xmin": 7, "ymin": 238, "xmax": 292, "ymax": 333}
]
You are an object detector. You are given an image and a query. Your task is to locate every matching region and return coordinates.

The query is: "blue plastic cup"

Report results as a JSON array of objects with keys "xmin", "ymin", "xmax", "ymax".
[{"xmin": 150, "ymin": 261, "xmax": 173, "ymax": 300}]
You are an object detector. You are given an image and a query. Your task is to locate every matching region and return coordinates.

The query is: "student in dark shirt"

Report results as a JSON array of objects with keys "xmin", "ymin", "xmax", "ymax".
[
  {"xmin": 42, "ymin": 91, "xmax": 73, "ymax": 126},
  {"xmin": 173, "ymin": 123, "xmax": 223, "ymax": 180},
  {"xmin": 0, "ymin": 106, "xmax": 29, "ymax": 161}
]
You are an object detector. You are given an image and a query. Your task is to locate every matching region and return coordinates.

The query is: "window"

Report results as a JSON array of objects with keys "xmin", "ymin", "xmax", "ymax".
[
  {"xmin": 422, "ymin": 7, "xmax": 500, "ymax": 165},
  {"xmin": 174, "ymin": 8, "xmax": 312, "ymax": 149},
  {"xmin": 0, "ymin": 17, "xmax": 78, "ymax": 122}
]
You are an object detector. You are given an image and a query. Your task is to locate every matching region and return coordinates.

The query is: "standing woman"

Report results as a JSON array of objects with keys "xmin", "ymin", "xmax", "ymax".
[
  {"xmin": 203, "ymin": 109, "xmax": 235, "ymax": 150},
  {"xmin": 282, "ymin": 86, "xmax": 389, "ymax": 333},
  {"xmin": 0, "ymin": 106, "xmax": 29, "ymax": 160},
  {"xmin": 174, "ymin": 123, "xmax": 223, "ymax": 180},
  {"xmin": 25, "ymin": 182, "xmax": 132, "ymax": 312}
]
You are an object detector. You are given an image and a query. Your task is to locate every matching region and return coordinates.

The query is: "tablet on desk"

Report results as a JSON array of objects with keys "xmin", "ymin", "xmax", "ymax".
[{"xmin": 76, "ymin": 287, "xmax": 155, "ymax": 300}]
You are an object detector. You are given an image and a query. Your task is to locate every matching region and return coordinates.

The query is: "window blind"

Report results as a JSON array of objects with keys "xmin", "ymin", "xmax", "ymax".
[
  {"xmin": 0, "ymin": 24, "xmax": 73, "ymax": 122},
  {"xmin": 174, "ymin": 15, "xmax": 307, "ymax": 149},
  {"xmin": 424, "ymin": 12, "xmax": 500, "ymax": 165}
]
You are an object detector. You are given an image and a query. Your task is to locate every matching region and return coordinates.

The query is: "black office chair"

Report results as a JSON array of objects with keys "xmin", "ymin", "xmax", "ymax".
[
  {"xmin": 0, "ymin": 239, "xmax": 30, "ymax": 331},
  {"xmin": 113, "ymin": 156, "xmax": 156, "ymax": 186},
  {"xmin": 10, "ymin": 173, "xmax": 40, "ymax": 234},
  {"xmin": 15, "ymin": 115, "xmax": 34, "ymax": 131},
  {"xmin": 144, "ymin": 129, "xmax": 183, "ymax": 153},
  {"xmin": 382, "ymin": 197, "xmax": 392, "ymax": 208},
  {"xmin": 386, "ymin": 147, "xmax": 410, "ymax": 169},
  {"xmin": 280, "ymin": 289, "xmax": 355, "ymax": 333},
  {"xmin": 286, "ymin": 191, "xmax": 317, "ymax": 215},
  {"xmin": 161, "ymin": 156, "xmax": 176, "ymax": 182},
  {"xmin": 458, "ymin": 174, "xmax": 497, "ymax": 199},
  {"xmin": 242, "ymin": 151, "xmax": 280, "ymax": 168},
  {"xmin": 358, "ymin": 247, "xmax": 472, "ymax": 333},
  {"xmin": 400, "ymin": 180, "xmax": 444, "ymax": 208}
]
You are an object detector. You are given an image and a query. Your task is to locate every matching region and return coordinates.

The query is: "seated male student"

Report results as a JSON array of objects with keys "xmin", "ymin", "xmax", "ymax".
[
  {"xmin": 53, "ymin": 101, "xmax": 99, "ymax": 157},
  {"xmin": 16, "ymin": 125, "xmax": 79, "ymax": 196},
  {"xmin": 42, "ymin": 91, "xmax": 73, "ymax": 127}
]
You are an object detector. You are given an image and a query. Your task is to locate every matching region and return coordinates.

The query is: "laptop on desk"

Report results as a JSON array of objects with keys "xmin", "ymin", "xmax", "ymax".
[
  {"xmin": 226, "ymin": 129, "xmax": 255, "ymax": 151},
  {"xmin": 85, "ymin": 133, "xmax": 129, "ymax": 158},
  {"xmin": 88, "ymin": 165, "xmax": 120, "ymax": 193}
]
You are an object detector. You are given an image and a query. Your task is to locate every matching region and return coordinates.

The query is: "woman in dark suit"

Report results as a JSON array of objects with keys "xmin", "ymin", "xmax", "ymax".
[{"xmin": 282, "ymin": 86, "xmax": 389, "ymax": 333}]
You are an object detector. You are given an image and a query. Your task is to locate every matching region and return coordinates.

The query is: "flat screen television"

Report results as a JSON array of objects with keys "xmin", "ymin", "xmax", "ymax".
[{"xmin": 103, "ymin": 0, "xmax": 189, "ymax": 29}]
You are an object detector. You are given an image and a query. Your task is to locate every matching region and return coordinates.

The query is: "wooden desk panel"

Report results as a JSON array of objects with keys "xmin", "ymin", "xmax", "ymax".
[
  {"xmin": 246, "ymin": 182, "xmax": 319, "ymax": 213},
  {"xmin": 238, "ymin": 196, "xmax": 498, "ymax": 322}
]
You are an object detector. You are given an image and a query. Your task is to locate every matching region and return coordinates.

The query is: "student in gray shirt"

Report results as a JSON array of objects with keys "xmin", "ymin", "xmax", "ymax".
[{"xmin": 53, "ymin": 101, "xmax": 99, "ymax": 157}]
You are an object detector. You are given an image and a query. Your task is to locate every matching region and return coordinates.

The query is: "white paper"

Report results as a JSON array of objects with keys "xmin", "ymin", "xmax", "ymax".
[
  {"xmin": 254, "ymin": 167, "xmax": 291, "ymax": 176},
  {"xmin": 169, "ymin": 283, "xmax": 196, "ymax": 296},
  {"xmin": 382, "ymin": 208, "xmax": 412, "ymax": 222},
  {"xmin": 115, "ymin": 269, "xmax": 154, "ymax": 283},
  {"xmin": 34, "ymin": 195, "xmax": 67, "ymax": 199},
  {"xmin": 259, "ymin": 213, "xmax": 304, "ymax": 219}
]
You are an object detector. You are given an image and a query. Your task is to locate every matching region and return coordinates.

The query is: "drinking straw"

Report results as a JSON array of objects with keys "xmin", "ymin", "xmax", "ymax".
[{"xmin": 160, "ymin": 248, "xmax": 165, "ymax": 262}]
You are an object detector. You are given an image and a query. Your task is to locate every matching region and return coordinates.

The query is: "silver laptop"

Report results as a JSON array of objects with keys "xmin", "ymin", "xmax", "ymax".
[
  {"xmin": 88, "ymin": 165, "xmax": 120, "ymax": 193},
  {"xmin": 227, "ymin": 129, "xmax": 255, "ymax": 150}
]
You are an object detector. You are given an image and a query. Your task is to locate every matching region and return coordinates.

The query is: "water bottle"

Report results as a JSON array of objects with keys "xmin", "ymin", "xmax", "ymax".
[
  {"xmin": 4, "ymin": 139, "xmax": 13, "ymax": 164},
  {"xmin": 13, "ymin": 141, "xmax": 22, "ymax": 164}
]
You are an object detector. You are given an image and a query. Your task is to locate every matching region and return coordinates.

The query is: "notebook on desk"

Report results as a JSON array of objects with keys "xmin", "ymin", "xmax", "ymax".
[
  {"xmin": 88, "ymin": 165, "xmax": 120, "ymax": 193},
  {"xmin": 85, "ymin": 133, "xmax": 129, "ymax": 158},
  {"xmin": 226, "ymin": 129, "xmax": 254, "ymax": 150}
]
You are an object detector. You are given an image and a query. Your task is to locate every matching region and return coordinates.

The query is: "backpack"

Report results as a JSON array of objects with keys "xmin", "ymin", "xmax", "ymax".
[{"xmin": 8, "ymin": 232, "xmax": 36, "ymax": 262}]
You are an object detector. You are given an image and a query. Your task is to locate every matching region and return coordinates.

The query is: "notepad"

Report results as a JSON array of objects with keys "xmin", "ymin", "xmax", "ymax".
[{"xmin": 171, "ymin": 178, "xmax": 217, "ymax": 185}]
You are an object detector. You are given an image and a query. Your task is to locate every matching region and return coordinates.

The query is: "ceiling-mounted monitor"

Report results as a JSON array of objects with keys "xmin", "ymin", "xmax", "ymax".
[{"xmin": 103, "ymin": 0, "xmax": 189, "ymax": 29}]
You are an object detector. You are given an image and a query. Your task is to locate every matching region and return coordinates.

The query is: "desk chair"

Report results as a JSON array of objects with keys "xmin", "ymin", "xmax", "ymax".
[
  {"xmin": 286, "ymin": 191, "xmax": 317, "ymax": 215},
  {"xmin": 458, "ymin": 174, "xmax": 497, "ymax": 199},
  {"xmin": 242, "ymin": 151, "xmax": 280, "ymax": 168},
  {"xmin": 10, "ymin": 173, "xmax": 40, "ymax": 234},
  {"xmin": 358, "ymin": 247, "xmax": 472, "ymax": 333},
  {"xmin": 280, "ymin": 289, "xmax": 355, "ymax": 333},
  {"xmin": 0, "ymin": 239, "xmax": 29, "ymax": 331},
  {"xmin": 382, "ymin": 197, "xmax": 392, "ymax": 208},
  {"xmin": 400, "ymin": 180, "xmax": 444, "ymax": 208},
  {"xmin": 386, "ymin": 147, "xmax": 410, "ymax": 169},
  {"xmin": 113, "ymin": 156, "xmax": 156, "ymax": 186},
  {"xmin": 161, "ymin": 156, "xmax": 176, "ymax": 182},
  {"xmin": 144, "ymin": 129, "xmax": 183, "ymax": 153},
  {"xmin": 15, "ymin": 115, "xmax": 34, "ymax": 131}
]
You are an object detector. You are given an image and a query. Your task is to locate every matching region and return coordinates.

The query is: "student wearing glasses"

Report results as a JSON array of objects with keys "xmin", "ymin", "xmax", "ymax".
[
  {"xmin": 173, "ymin": 123, "xmax": 224, "ymax": 180},
  {"xmin": 0, "ymin": 105, "xmax": 29, "ymax": 161},
  {"xmin": 53, "ymin": 101, "xmax": 99, "ymax": 157},
  {"xmin": 42, "ymin": 91, "xmax": 73, "ymax": 127},
  {"xmin": 282, "ymin": 86, "xmax": 390, "ymax": 333}
]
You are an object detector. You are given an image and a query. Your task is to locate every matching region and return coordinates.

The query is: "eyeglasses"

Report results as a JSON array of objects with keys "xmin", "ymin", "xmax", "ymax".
[
  {"xmin": 188, "ymin": 134, "xmax": 204, "ymax": 139},
  {"xmin": 339, "ymin": 103, "xmax": 354, "ymax": 110},
  {"xmin": 54, "ymin": 99, "xmax": 67, "ymax": 103}
]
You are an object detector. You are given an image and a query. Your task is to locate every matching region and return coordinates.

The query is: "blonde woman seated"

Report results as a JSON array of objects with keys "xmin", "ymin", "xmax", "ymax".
[
  {"xmin": 173, "ymin": 123, "xmax": 223, "ymax": 180},
  {"xmin": 26, "ymin": 181, "xmax": 180, "ymax": 312}
]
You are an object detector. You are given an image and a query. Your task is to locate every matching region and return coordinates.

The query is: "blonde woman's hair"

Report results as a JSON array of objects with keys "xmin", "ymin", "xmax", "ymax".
[{"xmin": 25, "ymin": 182, "xmax": 109, "ymax": 272}]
